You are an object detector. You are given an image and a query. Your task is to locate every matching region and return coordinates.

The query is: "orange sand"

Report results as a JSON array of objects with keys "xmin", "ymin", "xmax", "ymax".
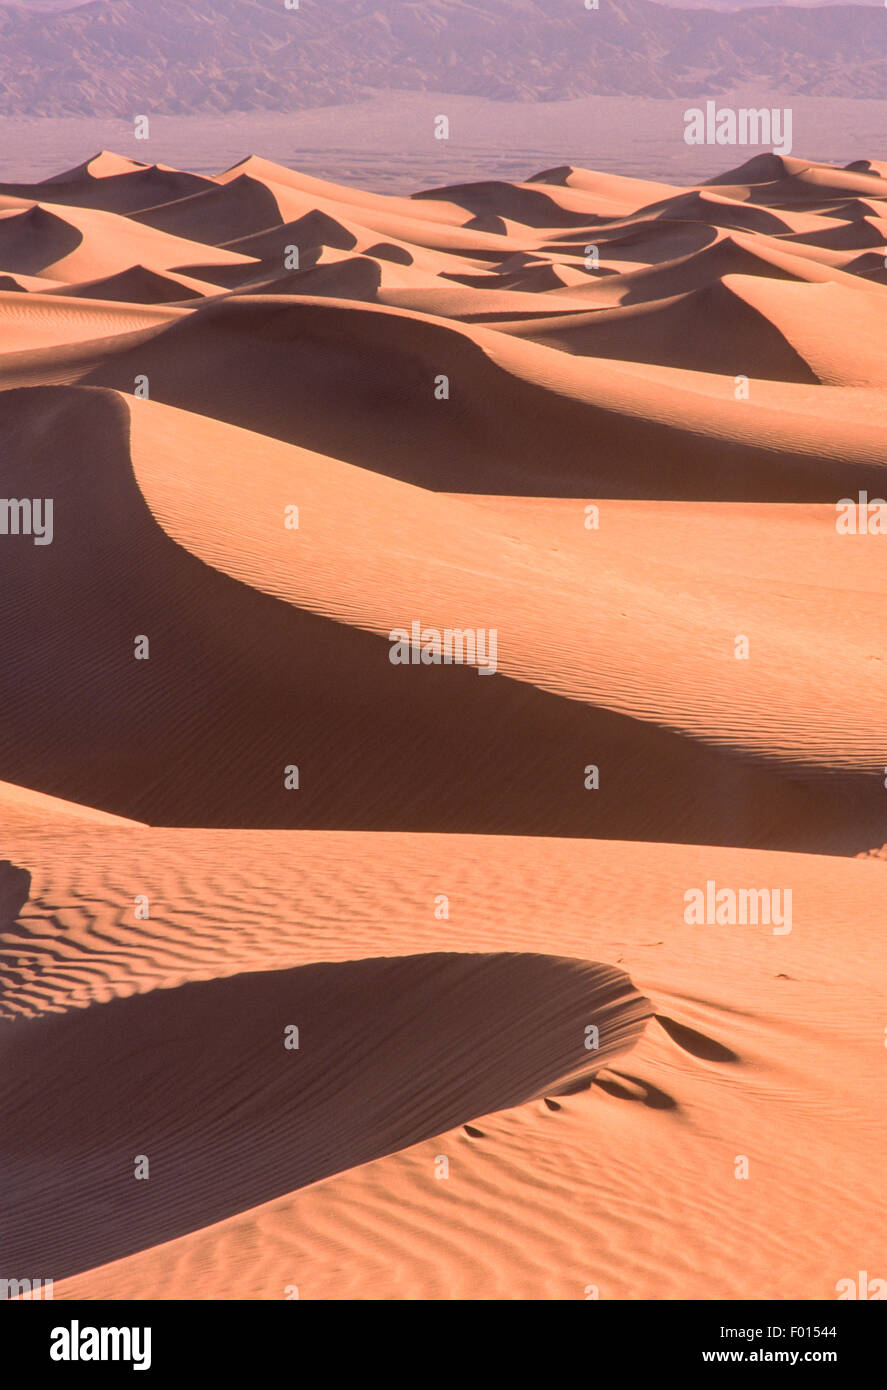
[{"xmin": 0, "ymin": 149, "xmax": 885, "ymax": 1301}]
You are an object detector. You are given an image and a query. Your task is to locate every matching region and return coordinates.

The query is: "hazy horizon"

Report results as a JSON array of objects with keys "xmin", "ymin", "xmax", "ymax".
[{"xmin": 3, "ymin": 92, "xmax": 887, "ymax": 189}]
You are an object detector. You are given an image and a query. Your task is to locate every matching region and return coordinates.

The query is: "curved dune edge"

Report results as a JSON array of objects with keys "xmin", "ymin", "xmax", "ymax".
[
  {"xmin": 5, "ymin": 291, "xmax": 886, "ymax": 499},
  {"xmin": 0, "ymin": 823, "xmax": 883, "ymax": 1300},
  {"xmin": 0, "ymin": 385, "xmax": 883, "ymax": 851},
  {"xmin": 0, "ymin": 781, "xmax": 144, "ymax": 829},
  {"xmin": 0, "ymin": 929, "xmax": 652, "ymax": 1279},
  {"xmin": 121, "ymin": 389, "xmax": 887, "ymax": 776}
]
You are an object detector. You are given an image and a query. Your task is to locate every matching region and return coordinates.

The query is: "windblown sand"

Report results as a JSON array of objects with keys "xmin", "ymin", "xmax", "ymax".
[{"xmin": 0, "ymin": 148, "xmax": 884, "ymax": 1300}]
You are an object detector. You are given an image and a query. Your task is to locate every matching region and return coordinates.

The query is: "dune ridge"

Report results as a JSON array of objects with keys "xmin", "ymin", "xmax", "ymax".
[{"xmin": 0, "ymin": 147, "xmax": 885, "ymax": 1302}]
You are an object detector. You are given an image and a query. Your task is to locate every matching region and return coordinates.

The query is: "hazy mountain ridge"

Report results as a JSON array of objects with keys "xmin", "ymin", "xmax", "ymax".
[{"xmin": 0, "ymin": 0, "xmax": 885, "ymax": 115}]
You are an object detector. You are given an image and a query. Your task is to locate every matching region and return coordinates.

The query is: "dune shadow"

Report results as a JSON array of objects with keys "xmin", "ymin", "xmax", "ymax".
[
  {"xmin": 0, "ymin": 950, "xmax": 651, "ymax": 1279},
  {"xmin": 0, "ymin": 205, "xmax": 83, "ymax": 276},
  {"xmin": 0, "ymin": 385, "xmax": 879, "ymax": 852},
  {"xmin": 655, "ymin": 1013, "xmax": 741, "ymax": 1064},
  {"xmin": 0, "ymin": 860, "xmax": 30, "ymax": 933},
  {"xmin": 594, "ymin": 1069, "xmax": 678, "ymax": 1111}
]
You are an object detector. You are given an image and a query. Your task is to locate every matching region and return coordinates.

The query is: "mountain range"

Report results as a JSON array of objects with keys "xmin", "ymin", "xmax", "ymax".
[{"xmin": 0, "ymin": 0, "xmax": 886, "ymax": 116}]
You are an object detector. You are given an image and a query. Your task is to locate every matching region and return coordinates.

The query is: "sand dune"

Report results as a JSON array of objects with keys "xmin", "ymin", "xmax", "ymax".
[
  {"xmin": 46, "ymin": 265, "xmax": 225, "ymax": 304},
  {"xmin": 0, "ymin": 290, "xmax": 187, "ymax": 351},
  {"xmin": 529, "ymin": 164, "xmax": 680, "ymax": 207},
  {"xmin": 488, "ymin": 280, "xmax": 820, "ymax": 381},
  {"xmin": 0, "ymin": 149, "xmax": 885, "ymax": 1303},
  {"xmin": 637, "ymin": 188, "xmax": 808, "ymax": 236},
  {"xmin": 1, "ymin": 934, "xmax": 650, "ymax": 1278},
  {"xmin": 413, "ymin": 178, "xmax": 609, "ymax": 229},
  {"xmin": 705, "ymin": 154, "xmax": 887, "ymax": 204},
  {"xmin": 492, "ymin": 273, "xmax": 887, "ymax": 386},
  {"xmin": 223, "ymin": 210, "xmax": 495, "ymax": 280},
  {"xmin": 40, "ymin": 151, "xmax": 156, "ymax": 184},
  {"xmin": 135, "ymin": 172, "xmax": 514, "ymax": 261},
  {"xmin": 1, "ymin": 823, "xmax": 883, "ymax": 1299},
  {"xmin": 0, "ymin": 153, "xmax": 217, "ymax": 215},
  {"xmin": 230, "ymin": 250, "xmax": 596, "ymax": 319},
  {"xmin": 0, "ymin": 199, "xmax": 257, "ymax": 282},
  {"xmin": 6, "ymin": 292, "xmax": 880, "ymax": 502},
  {"xmin": 0, "ymin": 150, "xmax": 881, "ymax": 503},
  {"xmin": 217, "ymin": 155, "xmax": 470, "ymax": 227},
  {"xmin": 0, "ymin": 781, "xmax": 143, "ymax": 829},
  {"xmin": 525, "ymin": 234, "xmax": 881, "ymax": 311},
  {"xmin": 0, "ymin": 382, "xmax": 883, "ymax": 853}
]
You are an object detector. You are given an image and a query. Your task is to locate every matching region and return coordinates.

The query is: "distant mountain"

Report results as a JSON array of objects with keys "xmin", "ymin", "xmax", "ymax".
[
  {"xmin": 1, "ymin": 0, "xmax": 886, "ymax": 116},
  {"xmin": 659, "ymin": 0, "xmax": 881, "ymax": 6},
  {"xmin": 0, "ymin": 2, "xmax": 92, "ymax": 10}
]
